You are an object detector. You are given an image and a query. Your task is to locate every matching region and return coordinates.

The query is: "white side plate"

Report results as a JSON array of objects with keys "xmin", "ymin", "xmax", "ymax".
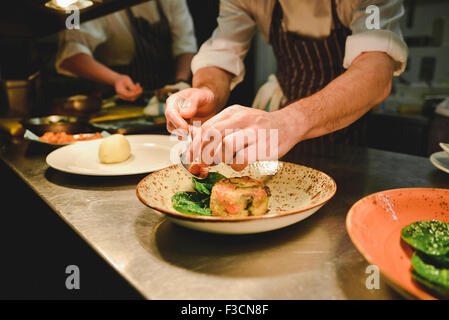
[
  {"xmin": 46, "ymin": 134, "xmax": 177, "ymax": 176},
  {"xmin": 430, "ymin": 151, "xmax": 449, "ymax": 175}
]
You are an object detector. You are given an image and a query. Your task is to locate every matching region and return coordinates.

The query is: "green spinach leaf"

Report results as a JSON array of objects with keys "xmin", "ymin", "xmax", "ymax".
[
  {"xmin": 192, "ymin": 172, "xmax": 227, "ymax": 195},
  {"xmin": 172, "ymin": 191, "xmax": 212, "ymax": 216},
  {"xmin": 401, "ymin": 220, "xmax": 449, "ymax": 256},
  {"xmin": 411, "ymin": 252, "xmax": 449, "ymax": 297}
]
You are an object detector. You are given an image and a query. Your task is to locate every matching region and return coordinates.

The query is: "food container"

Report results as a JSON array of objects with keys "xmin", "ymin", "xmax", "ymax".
[
  {"xmin": 51, "ymin": 94, "xmax": 120, "ymax": 116},
  {"xmin": 21, "ymin": 115, "xmax": 92, "ymax": 135},
  {"xmin": 0, "ymin": 71, "xmax": 41, "ymax": 118}
]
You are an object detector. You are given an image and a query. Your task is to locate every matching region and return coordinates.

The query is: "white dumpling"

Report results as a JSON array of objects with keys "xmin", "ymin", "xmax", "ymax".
[{"xmin": 98, "ymin": 134, "xmax": 131, "ymax": 164}]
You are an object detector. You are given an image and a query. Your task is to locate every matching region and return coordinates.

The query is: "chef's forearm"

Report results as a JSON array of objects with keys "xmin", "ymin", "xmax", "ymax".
[
  {"xmin": 59, "ymin": 53, "xmax": 121, "ymax": 86},
  {"xmin": 192, "ymin": 66, "xmax": 233, "ymax": 112},
  {"xmin": 174, "ymin": 53, "xmax": 194, "ymax": 83},
  {"xmin": 284, "ymin": 52, "xmax": 395, "ymax": 142}
]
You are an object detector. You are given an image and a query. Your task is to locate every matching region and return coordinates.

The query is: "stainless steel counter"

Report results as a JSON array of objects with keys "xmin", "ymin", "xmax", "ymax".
[{"xmin": 1, "ymin": 138, "xmax": 448, "ymax": 299}]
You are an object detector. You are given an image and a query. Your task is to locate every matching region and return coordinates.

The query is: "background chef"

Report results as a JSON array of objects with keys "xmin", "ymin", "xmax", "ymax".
[{"xmin": 56, "ymin": 0, "xmax": 197, "ymax": 101}]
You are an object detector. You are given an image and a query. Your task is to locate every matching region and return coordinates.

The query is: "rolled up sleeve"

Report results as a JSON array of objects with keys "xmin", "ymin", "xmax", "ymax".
[
  {"xmin": 166, "ymin": 0, "xmax": 197, "ymax": 57},
  {"xmin": 55, "ymin": 19, "xmax": 107, "ymax": 77},
  {"xmin": 191, "ymin": 0, "xmax": 256, "ymax": 90},
  {"xmin": 343, "ymin": 0, "xmax": 408, "ymax": 76}
]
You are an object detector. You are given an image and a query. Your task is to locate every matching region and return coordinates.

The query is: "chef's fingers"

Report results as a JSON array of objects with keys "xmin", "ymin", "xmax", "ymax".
[
  {"xmin": 116, "ymin": 81, "xmax": 142, "ymax": 101},
  {"xmin": 122, "ymin": 77, "xmax": 139, "ymax": 91},
  {"xmin": 187, "ymin": 124, "xmax": 203, "ymax": 163},
  {"xmin": 178, "ymin": 94, "xmax": 199, "ymax": 119},
  {"xmin": 165, "ymin": 94, "xmax": 190, "ymax": 132},
  {"xmin": 200, "ymin": 128, "xmax": 222, "ymax": 165},
  {"xmin": 201, "ymin": 107, "xmax": 234, "ymax": 130},
  {"xmin": 221, "ymin": 129, "xmax": 256, "ymax": 165},
  {"xmin": 230, "ymin": 146, "xmax": 254, "ymax": 171}
]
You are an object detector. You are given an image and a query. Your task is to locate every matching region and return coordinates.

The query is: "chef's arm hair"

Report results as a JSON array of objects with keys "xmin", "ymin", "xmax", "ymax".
[
  {"xmin": 174, "ymin": 52, "xmax": 194, "ymax": 83},
  {"xmin": 284, "ymin": 51, "xmax": 395, "ymax": 142},
  {"xmin": 192, "ymin": 66, "xmax": 233, "ymax": 113},
  {"xmin": 59, "ymin": 53, "xmax": 124, "ymax": 86}
]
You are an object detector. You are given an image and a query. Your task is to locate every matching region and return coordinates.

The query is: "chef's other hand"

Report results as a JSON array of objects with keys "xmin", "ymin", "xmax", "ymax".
[
  {"xmin": 114, "ymin": 74, "xmax": 142, "ymax": 101},
  {"xmin": 200, "ymin": 105, "xmax": 298, "ymax": 171},
  {"xmin": 165, "ymin": 87, "xmax": 217, "ymax": 133}
]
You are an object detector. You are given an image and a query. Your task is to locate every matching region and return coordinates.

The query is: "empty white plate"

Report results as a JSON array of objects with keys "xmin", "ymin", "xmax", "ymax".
[
  {"xmin": 430, "ymin": 151, "xmax": 449, "ymax": 175},
  {"xmin": 46, "ymin": 134, "xmax": 177, "ymax": 176}
]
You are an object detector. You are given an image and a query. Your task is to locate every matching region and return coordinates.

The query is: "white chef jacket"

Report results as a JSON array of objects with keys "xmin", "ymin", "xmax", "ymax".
[
  {"xmin": 192, "ymin": 0, "xmax": 409, "ymax": 90},
  {"xmin": 56, "ymin": 0, "xmax": 197, "ymax": 77}
]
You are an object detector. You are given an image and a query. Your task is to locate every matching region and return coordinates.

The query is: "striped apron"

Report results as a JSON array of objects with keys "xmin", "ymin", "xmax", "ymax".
[
  {"xmin": 270, "ymin": 0, "xmax": 367, "ymax": 156},
  {"xmin": 115, "ymin": 0, "xmax": 175, "ymax": 91}
]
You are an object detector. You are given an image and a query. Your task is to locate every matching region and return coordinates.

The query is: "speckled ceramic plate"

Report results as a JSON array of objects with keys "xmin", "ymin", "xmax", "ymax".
[
  {"xmin": 346, "ymin": 188, "xmax": 449, "ymax": 300},
  {"xmin": 136, "ymin": 161, "xmax": 337, "ymax": 234}
]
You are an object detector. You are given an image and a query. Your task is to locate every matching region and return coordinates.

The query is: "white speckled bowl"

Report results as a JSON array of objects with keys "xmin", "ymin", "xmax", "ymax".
[{"xmin": 136, "ymin": 161, "xmax": 337, "ymax": 234}]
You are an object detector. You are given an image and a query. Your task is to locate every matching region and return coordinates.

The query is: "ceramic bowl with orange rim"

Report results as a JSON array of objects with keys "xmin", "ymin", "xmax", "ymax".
[
  {"xmin": 346, "ymin": 188, "xmax": 449, "ymax": 300},
  {"xmin": 137, "ymin": 161, "xmax": 337, "ymax": 234}
]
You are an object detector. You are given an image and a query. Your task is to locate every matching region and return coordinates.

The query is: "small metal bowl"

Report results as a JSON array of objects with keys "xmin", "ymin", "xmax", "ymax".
[
  {"xmin": 21, "ymin": 115, "xmax": 92, "ymax": 135},
  {"xmin": 56, "ymin": 94, "xmax": 102, "ymax": 115}
]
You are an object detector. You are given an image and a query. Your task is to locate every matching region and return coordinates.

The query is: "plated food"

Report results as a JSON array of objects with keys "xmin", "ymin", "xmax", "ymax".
[
  {"xmin": 172, "ymin": 173, "xmax": 271, "ymax": 218},
  {"xmin": 98, "ymin": 134, "xmax": 131, "ymax": 164},
  {"xmin": 137, "ymin": 161, "xmax": 337, "ymax": 234},
  {"xmin": 401, "ymin": 220, "xmax": 449, "ymax": 298},
  {"xmin": 210, "ymin": 176, "xmax": 271, "ymax": 217},
  {"xmin": 46, "ymin": 134, "xmax": 176, "ymax": 176},
  {"xmin": 346, "ymin": 188, "xmax": 449, "ymax": 300},
  {"xmin": 39, "ymin": 131, "xmax": 103, "ymax": 144}
]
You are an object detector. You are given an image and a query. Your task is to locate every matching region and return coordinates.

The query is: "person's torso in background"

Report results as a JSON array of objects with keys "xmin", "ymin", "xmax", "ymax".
[{"xmin": 86, "ymin": 1, "xmax": 162, "ymax": 67}]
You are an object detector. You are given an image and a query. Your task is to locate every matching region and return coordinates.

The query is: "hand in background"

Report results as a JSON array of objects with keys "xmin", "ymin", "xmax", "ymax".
[{"xmin": 114, "ymin": 75, "xmax": 142, "ymax": 101}]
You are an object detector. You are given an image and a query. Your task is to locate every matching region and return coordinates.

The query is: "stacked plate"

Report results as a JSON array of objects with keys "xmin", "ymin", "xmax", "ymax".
[{"xmin": 429, "ymin": 143, "xmax": 449, "ymax": 174}]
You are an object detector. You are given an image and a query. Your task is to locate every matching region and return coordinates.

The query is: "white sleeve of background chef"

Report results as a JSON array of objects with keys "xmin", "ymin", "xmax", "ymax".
[
  {"xmin": 55, "ymin": 19, "xmax": 108, "ymax": 77},
  {"xmin": 164, "ymin": 0, "xmax": 198, "ymax": 56},
  {"xmin": 191, "ymin": 0, "xmax": 257, "ymax": 90},
  {"xmin": 343, "ymin": 0, "xmax": 408, "ymax": 76}
]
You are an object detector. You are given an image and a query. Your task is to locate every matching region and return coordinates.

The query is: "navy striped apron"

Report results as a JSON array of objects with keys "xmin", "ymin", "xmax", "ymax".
[
  {"xmin": 115, "ymin": 0, "xmax": 175, "ymax": 91},
  {"xmin": 270, "ymin": 0, "xmax": 367, "ymax": 155}
]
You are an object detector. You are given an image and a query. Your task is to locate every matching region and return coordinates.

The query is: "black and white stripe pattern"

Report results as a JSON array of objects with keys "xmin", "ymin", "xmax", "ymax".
[{"xmin": 269, "ymin": 0, "xmax": 367, "ymax": 155}]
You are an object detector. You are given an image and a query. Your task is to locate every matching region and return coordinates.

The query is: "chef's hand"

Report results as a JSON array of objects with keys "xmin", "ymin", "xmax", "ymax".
[
  {"xmin": 114, "ymin": 74, "xmax": 142, "ymax": 101},
  {"xmin": 198, "ymin": 105, "xmax": 299, "ymax": 171},
  {"xmin": 165, "ymin": 87, "xmax": 217, "ymax": 133}
]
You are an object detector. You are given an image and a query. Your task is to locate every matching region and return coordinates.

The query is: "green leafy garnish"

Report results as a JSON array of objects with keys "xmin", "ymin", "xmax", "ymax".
[
  {"xmin": 172, "ymin": 192, "xmax": 211, "ymax": 216},
  {"xmin": 401, "ymin": 220, "xmax": 449, "ymax": 297},
  {"xmin": 192, "ymin": 172, "xmax": 227, "ymax": 195},
  {"xmin": 411, "ymin": 252, "xmax": 449, "ymax": 297},
  {"xmin": 171, "ymin": 172, "xmax": 226, "ymax": 216},
  {"xmin": 401, "ymin": 220, "xmax": 449, "ymax": 256}
]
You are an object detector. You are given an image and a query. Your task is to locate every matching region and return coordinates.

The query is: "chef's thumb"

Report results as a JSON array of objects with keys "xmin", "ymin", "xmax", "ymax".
[{"xmin": 179, "ymin": 97, "xmax": 198, "ymax": 119}]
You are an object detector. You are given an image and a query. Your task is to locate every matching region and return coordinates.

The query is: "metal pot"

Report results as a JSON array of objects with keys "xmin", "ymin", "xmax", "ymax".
[{"xmin": 0, "ymin": 71, "xmax": 42, "ymax": 118}]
